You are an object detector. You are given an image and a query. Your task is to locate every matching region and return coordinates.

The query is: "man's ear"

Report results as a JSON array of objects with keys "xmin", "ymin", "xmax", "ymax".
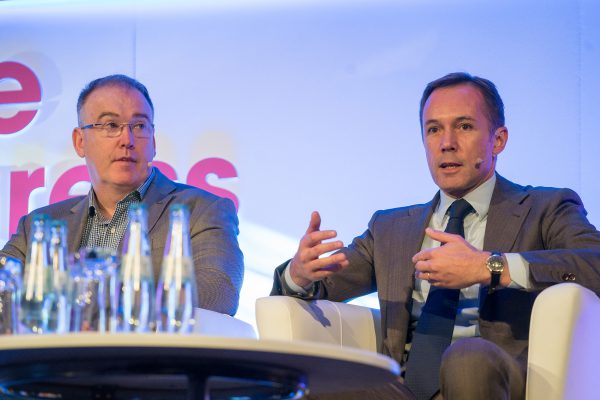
[
  {"xmin": 492, "ymin": 126, "xmax": 508, "ymax": 156},
  {"xmin": 153, "ymin": 135, "xmax": 157, "ymax": 159},
  {"xmin": 72, "ymin": 128, "xmax": 85, "ymax": 158}
]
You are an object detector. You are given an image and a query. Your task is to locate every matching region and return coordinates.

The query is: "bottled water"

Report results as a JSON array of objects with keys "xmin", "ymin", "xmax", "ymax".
[
  {"xmin": 114, "ymin": 204, "xmax": 155, "ymax": 333},
  {"xmin": 156, "ymin": 204, "xmax": 198, "ymax": 333},
  {"xmin": 21, "ymin": 215, "xmax": 69, "ymax": 334}
]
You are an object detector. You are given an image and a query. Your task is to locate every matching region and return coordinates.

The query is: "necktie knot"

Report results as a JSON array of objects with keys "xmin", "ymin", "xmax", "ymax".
[
  {"xmin": 448, "ymin": 198, "xmax": 474, "ymax": 220},
  {"xmin": 445, "ymin": 199, "xmax": 474, "ymax": 237}
]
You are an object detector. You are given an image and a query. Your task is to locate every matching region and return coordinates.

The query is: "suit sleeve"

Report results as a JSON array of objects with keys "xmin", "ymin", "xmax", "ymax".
[
  {"xmin": 0, "ymin": 214, "xmax": 29, "ymax": 265},
  {"xmin": 190, "ymin": 197, "xmax": 244, "ymax": 315},
  {"xmin": 519, "ymin": 188, "xmax": 600, "ymax": 293},
  {"xmin": 270, "ymin": 212, "xmax": 380, "ymax": 302}
]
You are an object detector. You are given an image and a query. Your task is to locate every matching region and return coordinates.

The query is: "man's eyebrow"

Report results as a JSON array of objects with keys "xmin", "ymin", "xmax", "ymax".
[
  {"xmin": 455, "ymin": 116, "xmax": 476, "ymax": 121},
  {"xmin": 132, "ymin": 112, "xmax": 151, "ymax": 121},
  {"xmin": 95, "ymin": 112, "xmax": 152, "ymax": 121},
  {"xmin": 96, "ymin": 112, "xmax": 119, "ymax": 120},
  {"xmin": 425, "ymin": 116, "xmax": 477, "ymax": 124}
]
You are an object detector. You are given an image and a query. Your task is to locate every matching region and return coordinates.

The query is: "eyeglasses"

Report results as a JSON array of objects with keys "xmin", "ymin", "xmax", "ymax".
[{"xmin": 79, "ymin": 121, "xmax": 154, "ymax": 138}]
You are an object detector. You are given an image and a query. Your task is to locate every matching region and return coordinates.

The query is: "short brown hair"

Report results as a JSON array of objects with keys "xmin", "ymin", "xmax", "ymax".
[{"xmin": 419, "ymin": 72, "xmax": 505, "ymax": 132}]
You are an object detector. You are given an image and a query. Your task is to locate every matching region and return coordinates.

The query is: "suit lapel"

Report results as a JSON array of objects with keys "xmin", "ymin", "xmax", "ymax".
[
  {"xmin": 383, "ymin": 195, "xmax": 436, "ymax": 362},
  {"xmin": 387, "ymin": 194, "xmax": 438, "ymax": 300},
  {"xmin": 66, "ymin": 197, "xmax": 90, "ymax": 255},
  {"xmin": 483, "ymin": 175, "xmax": 530, "ymax": 252},
  {"xmin": 143, "ymin": 169, "xmax": 177, "ymax": 235}
]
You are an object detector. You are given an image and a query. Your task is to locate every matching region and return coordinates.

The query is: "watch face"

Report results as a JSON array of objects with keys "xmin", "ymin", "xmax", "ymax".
[{"xmin": 487, "ymin": 255, "xmax": 504, "ymax": 273}]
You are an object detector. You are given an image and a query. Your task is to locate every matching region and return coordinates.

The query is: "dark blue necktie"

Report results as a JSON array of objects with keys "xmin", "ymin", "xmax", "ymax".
[{"xmin": 405, "ymin": 199, "xmax": 475, "ymax": 400}]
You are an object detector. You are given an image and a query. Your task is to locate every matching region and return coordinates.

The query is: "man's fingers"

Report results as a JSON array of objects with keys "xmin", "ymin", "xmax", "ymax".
[
  {"xmin": 413, "ymin": 259, "xmax": 433, "ymax": 273},
  {"xmin": 310, "ymin": 269, "xmax": 340, "ymax": 281},
  {"xmin": 306, "ymin": 253, "xmax": 348, "ymax": 271},
  {"xmin": 415, "ymin": 270, "xmax": 430, "ymax": 281},
  {"xmin": 310, "ymin": 259, "xmax": 350, "ymax": 279},
  {"xmin": 412, "ymin": 248, "xmax": 433, "ymax": 263},
  {"xmin": 304, "ymin": 240, "xmax": 344, "ymax": 260},
  {"xmin": 301, "ymin": 229, "xmax": 339, "ymax": 248},
  {"xmin": 306, "ymin": 211, "xmax": 321, "ymax": 234},
  {"xmin": 425, "ymin": 227, "xmax": 461, "ymax": 243}
]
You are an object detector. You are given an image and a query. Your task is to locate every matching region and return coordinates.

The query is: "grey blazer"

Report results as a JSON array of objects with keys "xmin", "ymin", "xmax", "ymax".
[
  {"xmin": 272, "ymin": 174, "xmax": 600, "ymax": 365},
  {"xmin": 1, "ymin": 169, "xmax": 244, "ymax": 316}
]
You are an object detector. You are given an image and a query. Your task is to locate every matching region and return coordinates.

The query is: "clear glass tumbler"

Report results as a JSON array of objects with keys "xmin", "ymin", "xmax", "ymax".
[{"xmin": 70, "ymin": 248, "xmax": 117, "ymax": 333}]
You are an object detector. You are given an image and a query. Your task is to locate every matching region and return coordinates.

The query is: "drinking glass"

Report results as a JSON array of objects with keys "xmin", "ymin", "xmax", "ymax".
[
  {"xmin": 70, "ymin": 248, "xmax": 117, "ymax": 333},
  {"xmin": 0, "ymin": 256, "xmax": 22, "ymax": 335}
]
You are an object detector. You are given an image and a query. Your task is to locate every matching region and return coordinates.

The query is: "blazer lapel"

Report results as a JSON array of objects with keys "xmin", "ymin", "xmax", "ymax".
[
  {"xmin": 394, "ymin": 194, "xmax": 437, "ymax": 287},
  {"xmin": 383, "ymin": 195, "xmax": 437, "ymax": 362},
  {"xmin": 65, "ymin": 197, "xmax": 90, "ymax": 255},
  {"xmin": 483, "ymin": 175, "xmax": 530, "ymax": 253},
  {"xmin": 143, "ymin": 169, "xmax": 177, "ymax": 235}
]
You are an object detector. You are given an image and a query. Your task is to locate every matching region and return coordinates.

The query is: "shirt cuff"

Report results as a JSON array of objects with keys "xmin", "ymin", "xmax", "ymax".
[
  {"xmin": 284, "ymin": 261, "xmax": 312, "ymax": 295},
  {"xmin": 505, "ymin": 253, "xmax": 531, "ymax": 289}
]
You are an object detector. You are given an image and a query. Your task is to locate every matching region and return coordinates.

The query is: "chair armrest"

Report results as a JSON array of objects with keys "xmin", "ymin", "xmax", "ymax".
[
  {"xmin": 526, "ymin": 283, "xmax": 600, "ymax": 400},
  {"xmin": 193, "ymin": 308, "xmax": 257, "ymax": 339},
  {"xmin": 255, "ymin": 296, "xmax": 381, "ymax": 352}
]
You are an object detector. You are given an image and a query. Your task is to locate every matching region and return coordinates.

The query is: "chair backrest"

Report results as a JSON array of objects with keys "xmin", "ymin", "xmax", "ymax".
[
  {"xmin": 526, "ymin": 283, "xmax": 600, "ymax": 400},
  {"xmin": 255, "ymin": 296, "xmax": 381, "ymax": 352},
  {"xmin": 193, "ymin": 308, "xmax": 257, "ymax": 339}
]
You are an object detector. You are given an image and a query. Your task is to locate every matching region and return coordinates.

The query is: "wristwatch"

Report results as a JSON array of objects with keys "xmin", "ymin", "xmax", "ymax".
[{"xmin": 486, "ymin": 252, "xmax": 505, "ymax": 294}]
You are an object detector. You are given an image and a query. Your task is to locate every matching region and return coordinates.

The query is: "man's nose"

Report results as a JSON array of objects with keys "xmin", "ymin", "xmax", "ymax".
[
  {"xmin": 118, "ymin": 124, "xmax": 135, "ymax": 147},
  {"xmin": 440, "ymin": 130, "xmax": 457, "ymax": 152}
]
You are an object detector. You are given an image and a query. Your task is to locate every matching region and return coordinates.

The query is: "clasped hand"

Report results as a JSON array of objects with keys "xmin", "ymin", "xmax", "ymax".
[{"xmin": 413, "ymin": 228, "xmax": 491, "ymax": 289}]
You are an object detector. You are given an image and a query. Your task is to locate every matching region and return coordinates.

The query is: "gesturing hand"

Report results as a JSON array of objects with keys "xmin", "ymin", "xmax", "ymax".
[
  {"xmin": 289, "ymin": 211, "xmax": 349, "ymax": 288},
  {"xmin": 412, "ymin": 228, "xmax": 491, "ymax": 289}
]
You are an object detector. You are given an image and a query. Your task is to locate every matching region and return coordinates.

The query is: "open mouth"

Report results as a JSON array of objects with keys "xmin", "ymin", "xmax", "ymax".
[{"xmin": 440, "ymin": 162, "xmax": 462, "ymax": 169}]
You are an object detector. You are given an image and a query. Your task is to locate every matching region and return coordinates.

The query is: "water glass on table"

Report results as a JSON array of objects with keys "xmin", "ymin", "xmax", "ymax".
[
  {"xmin": 70, "ymin": 248, "xmax": 118, "ymax": 333},
  {"xmin": 0, "ymin": 257, "xmax": 22, "ymax": 335}
]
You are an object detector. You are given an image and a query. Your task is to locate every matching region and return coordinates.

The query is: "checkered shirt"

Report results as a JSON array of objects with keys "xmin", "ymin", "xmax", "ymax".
[{"xmin": 79, "ymin": 168, "xmax": 155, "ymax": 251}]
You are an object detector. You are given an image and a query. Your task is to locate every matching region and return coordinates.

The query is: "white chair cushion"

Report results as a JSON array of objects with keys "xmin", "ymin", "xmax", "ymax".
[
  {"xmin": 193, "ymin": 308, "xmax": 257, "ymax": 339},
  {"xmin": 255, "ymin": 296, "xmax": 380, "ymax": 352}
]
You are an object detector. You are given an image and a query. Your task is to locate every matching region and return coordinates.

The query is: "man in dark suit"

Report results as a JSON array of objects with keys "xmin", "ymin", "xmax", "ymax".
[
  {"xmin": 1, "ymin": 74, "xmax": 243, "ymax": 315},
  {"xmin": 272, "ymin": 72, "xmax": 600, "ymax": 399}
]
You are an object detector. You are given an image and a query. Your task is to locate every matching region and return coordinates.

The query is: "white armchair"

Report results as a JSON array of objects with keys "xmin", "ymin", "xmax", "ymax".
[
  {"xmin": 255, "ymin": 283, "xmax": 600, "ymax": 400},
  {"xmin": 256, "ymin": 297, "xmax": 381, "ymax": 351},
  {"xmin": 193, "ymin": 307, "xmax": 257, "ymax": 339},
  {"xmin": 526, "ymin": 283, "xmax": 600, "ymax": 400}
]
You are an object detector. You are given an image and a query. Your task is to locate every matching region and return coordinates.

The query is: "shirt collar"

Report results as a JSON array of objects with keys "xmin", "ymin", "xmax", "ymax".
[
  {"xmin": 87, "ymin": 167, "xmax": 156, "ymax": 217},
  {"xmin": 436, "ymin": 173, "xmax": 497, "ymax": 222}
]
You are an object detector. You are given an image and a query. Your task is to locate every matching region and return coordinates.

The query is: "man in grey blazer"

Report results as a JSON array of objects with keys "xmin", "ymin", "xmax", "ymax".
[
  {"xmin": 1, "ymin": 74, "xmax": 243, "ymax": 316},
  {"xmin": 272, "ymin": 72, "xmax": 600, "ymax": 399}
]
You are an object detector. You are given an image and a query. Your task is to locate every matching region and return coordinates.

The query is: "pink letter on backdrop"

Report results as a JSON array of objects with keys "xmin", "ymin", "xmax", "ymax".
[
  {"xmin": 10, "ymin": 168, "xmax": 45, "ymax": 235},
  {"xmin": 151, "ymin": 160, "xmax": 177, "ymax": 181},
  {"xmin": 0, "ymin": 62, "xmax": 42, "ymax": 135},
  {"xmin": 186, "ymin": 158, "xmax": 239, "ymax": 210},
  {"xmin": 49, "ymin": 165, "xmax": 90, "ymax": 204}
]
